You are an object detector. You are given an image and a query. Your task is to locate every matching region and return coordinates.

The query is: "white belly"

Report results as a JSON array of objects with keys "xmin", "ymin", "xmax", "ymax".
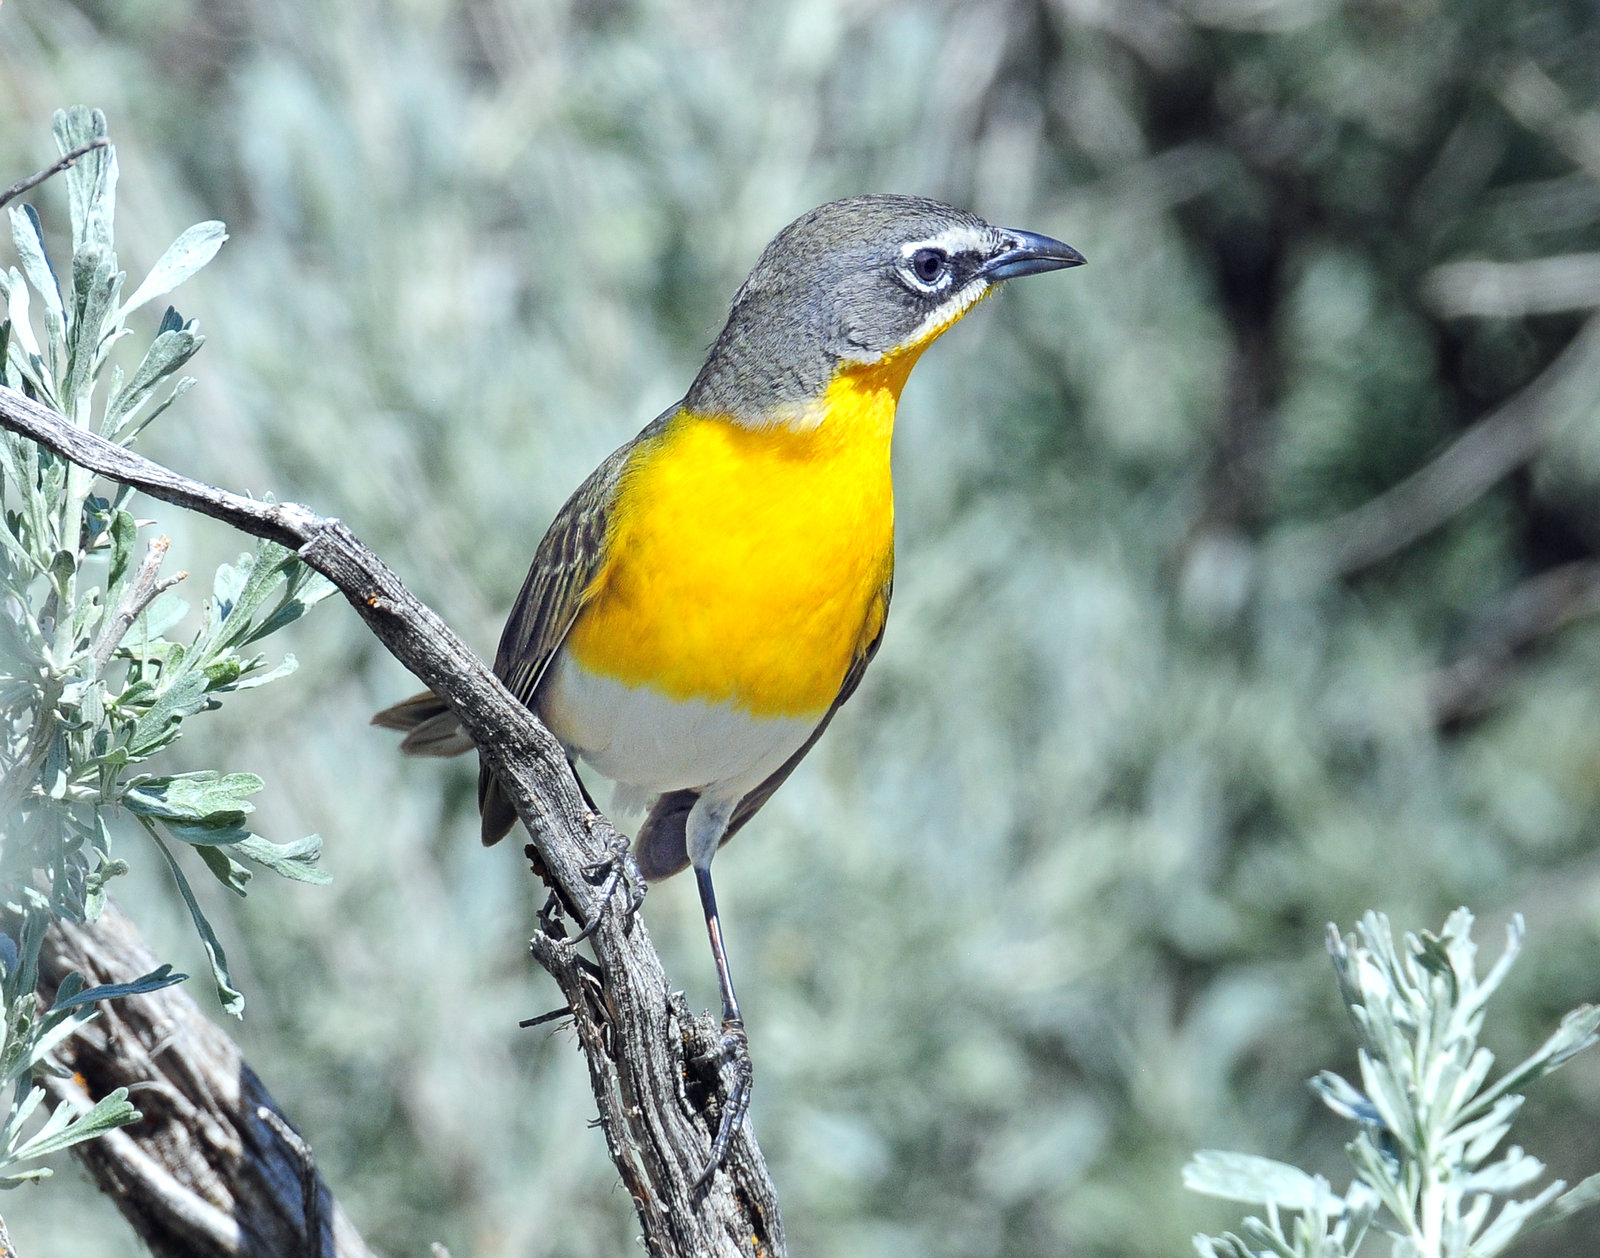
[{"xmin": 536, "ymin": 648, "xmax": 822, "ymax": 802}]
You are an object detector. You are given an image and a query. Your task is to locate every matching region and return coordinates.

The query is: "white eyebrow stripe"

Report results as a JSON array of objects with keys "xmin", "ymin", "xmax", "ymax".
[{"xmin": 900, "ymin": 224, "xmax": 995, "ymax": 258}]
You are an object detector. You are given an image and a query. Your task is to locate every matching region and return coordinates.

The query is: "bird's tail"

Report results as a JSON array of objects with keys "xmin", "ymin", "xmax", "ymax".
[{"xmin": 370, "ymin": 691, "xmax": 476, "ymax": 757}]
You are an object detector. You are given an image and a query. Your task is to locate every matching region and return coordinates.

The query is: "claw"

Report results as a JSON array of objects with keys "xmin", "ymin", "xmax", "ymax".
[
  {"xmin": 693, "ymin": 1018, "xmax": 753, "ymax": 1192},
  {"xmin": 569, "ymin": 834, "xmax": 647, "ymax": 944}
]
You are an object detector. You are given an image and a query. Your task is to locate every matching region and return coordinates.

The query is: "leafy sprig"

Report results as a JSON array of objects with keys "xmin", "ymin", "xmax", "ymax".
[
  {"xmin": 0, "ymin": 107, "xmax": 332, "ymax": 1181},
  {"xmin": 1187, "ymin": 910, "xmax": 1600, "ymax": 1258}
]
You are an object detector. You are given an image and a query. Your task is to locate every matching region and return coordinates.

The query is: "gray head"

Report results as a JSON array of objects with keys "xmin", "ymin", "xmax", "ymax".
[{"xmin": 684, "ymin": 194, "xmax": 1084, "ymax": 423}]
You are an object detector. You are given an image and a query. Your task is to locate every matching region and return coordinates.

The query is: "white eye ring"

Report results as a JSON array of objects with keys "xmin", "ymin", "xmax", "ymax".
[{"xmin": 900, "ymin": 246, "xmax": 952, "ymax": 292}]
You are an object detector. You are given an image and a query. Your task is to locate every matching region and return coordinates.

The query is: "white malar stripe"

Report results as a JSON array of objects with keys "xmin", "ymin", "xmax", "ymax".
[
  {"xmin": 537, "ymin": 648, "xmax": 824, "ymax": 801},
  {"xmin": 904, "ymin": 277, "xmax": 993, "ymax": 348}
]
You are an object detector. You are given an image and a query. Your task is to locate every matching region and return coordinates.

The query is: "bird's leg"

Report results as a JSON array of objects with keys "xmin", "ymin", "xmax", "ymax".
[{"xmin": 691, "ymin": 860, "xmax": 753, "ymax": 1190}]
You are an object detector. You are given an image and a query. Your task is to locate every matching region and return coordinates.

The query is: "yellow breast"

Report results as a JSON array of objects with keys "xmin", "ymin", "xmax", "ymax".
[{"xmin": 565, "ymin": 353, "xmax": 922, "ymax": 718}]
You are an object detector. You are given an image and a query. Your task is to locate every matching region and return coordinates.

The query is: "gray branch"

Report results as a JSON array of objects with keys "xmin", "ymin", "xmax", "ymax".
[
  {"xmin": 35, "ymin": 901, "xmax": 378, "ymax": 1258},
  {"xmin": 0, "ymin": 382, "xmax": 784, "ymax": 1258}
]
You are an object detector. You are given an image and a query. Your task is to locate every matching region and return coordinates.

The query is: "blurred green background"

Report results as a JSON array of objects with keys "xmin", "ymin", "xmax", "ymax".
[{"xmin": 6, "ymin": 0, "xmax": 1600, "ymax": 1254}]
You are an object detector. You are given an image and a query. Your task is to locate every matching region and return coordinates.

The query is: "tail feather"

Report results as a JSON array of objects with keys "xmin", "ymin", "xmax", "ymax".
[
  {"xmin": 478, "ymin": 769, "xmax": 520, "ymax": 847},
  {"xmin": 371, "ymin": 691, "xmax": 475, "ymax": 757}
]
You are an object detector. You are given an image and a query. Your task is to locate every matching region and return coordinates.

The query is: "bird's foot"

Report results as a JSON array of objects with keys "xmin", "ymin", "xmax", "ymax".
[
  {"xmin": 569, "ymin": 830, "xmax": 647, "ymax": 944},
  {"xmin": 692, "ymin": 1017, "xmax": 753, "ymax": 1193}
]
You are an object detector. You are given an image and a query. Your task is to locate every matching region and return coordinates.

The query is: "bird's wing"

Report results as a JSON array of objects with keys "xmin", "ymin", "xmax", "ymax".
[
  {"xmin": 632, "ymin": 575, "xmax": 893, "ymax": 881},
  {"xmin": 478, "ymin": 406, "xmax": 679, "ymax": 845}
]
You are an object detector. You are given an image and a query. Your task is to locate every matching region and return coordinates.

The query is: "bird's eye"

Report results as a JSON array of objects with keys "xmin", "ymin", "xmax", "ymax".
[{"xmin": 910, "ymin": 248, "xmax": 948, "ymax": 286}]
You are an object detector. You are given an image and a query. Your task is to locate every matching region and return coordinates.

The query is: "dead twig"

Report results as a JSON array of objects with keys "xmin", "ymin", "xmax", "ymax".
[
  {"xmin": 256, "ymin": 1107, "xmax": 324, "ymax": 1258},
  {"xmin": 91, "ymin": 534, "xmax": 186, "ymax": 676},
  {"xmin": 0, "ymin": 137, "xmax": 110, "ymax": 215}
]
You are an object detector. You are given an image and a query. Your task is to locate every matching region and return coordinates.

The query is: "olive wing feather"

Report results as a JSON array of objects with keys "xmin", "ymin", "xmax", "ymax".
[{"xmin": 475, "ymin": 413, "xmax": 679, "ymax": 844}]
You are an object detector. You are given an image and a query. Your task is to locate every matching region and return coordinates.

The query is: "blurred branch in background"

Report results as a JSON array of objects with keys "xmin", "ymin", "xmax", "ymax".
[
  {"xmin": 1278, "ymin": 315, "xmax": 1600, "ymax": 580},
  {"xmin": 1427, "ymin": 561, "xmax": 1600, "ymax": 723}
]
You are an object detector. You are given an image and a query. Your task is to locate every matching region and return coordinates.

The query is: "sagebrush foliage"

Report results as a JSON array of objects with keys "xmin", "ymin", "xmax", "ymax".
[
  {"xmin": 1189, "ymin": 912, "xmax": 1600, "ymax": 1258},
  {"xmin": 0, "ymin": 108, "xmax": 329, "ymax": 1185}
]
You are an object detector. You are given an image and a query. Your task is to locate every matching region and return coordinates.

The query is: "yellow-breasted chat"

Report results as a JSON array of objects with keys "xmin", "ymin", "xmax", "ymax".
[{"xmin": 375, "ymin": 193, "xmax": 1084, "ymax": 1176}]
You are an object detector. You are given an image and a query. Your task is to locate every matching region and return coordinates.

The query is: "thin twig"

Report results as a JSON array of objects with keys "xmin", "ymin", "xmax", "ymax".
[
  {"xmin": 257, "ymin": 1106, "xmax": 323, "ymax": 1258},
  {"xmin": 0, "ymin": 137, "xmax": 110, "ymax": 215},
  {"xmin": 519, "ymin": 1004, "xmax": 573, "ymax": 1028},
  {"xmin": 91, "ymin": 534, "xmax": 186, "ymax": 675},
  {"xmin": 0, "ymin": 1211, "xmax": 19, "ymax": 1258}
]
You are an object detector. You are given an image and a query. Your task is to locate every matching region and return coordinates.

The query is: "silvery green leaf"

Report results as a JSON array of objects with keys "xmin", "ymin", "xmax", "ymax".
[
  {"xmin": 1183, "ymin": 1151, "xmax": 1336, "ymax": 1213},
  {"xmin": 102, "ymin": 327, "xmax": 202, "ymax": 436},
  {"xmin": 1309, "ymin": 1071, "xmax": 1381, "ymax": 1125},
  {"xmin": 1444, "ymin": 1045, "xmax": 1496, "ymax": 1118},
  {"xmin": 1546, "ymin": 1172, "xmax": 1600, "ymax": 1226},
  {"xmin": 129, "ymin": 669, "xmax": 211, "ymax": 755},
  {"xmin": 62, "ymin": 246, "xmax": 121, "ymax": 405},
  {"xmin": 9, "ymin": 205, "xmax": 64, "ymax": 371},
  {"xmin": 2, "ymin": 271, "xmax": 54, "ymax": 405},
  {"xmin": 8, "ymin": 1006, "xmax": 95, "ymax": 1084},
  {"xmin": 1471, "ymin": 1180, "xmax": 1565, "ymax": 1257},
  {"xmin": 1192, "ymin": 1236, "xmax": 1251, "ymax": 1258},
  {"xmin": 54, "ymin": 107, "xmax": 115, "ymax": 257},
  {"xmin": 1448, "ymin": 1093, "xmax": 1521, "ymax": 1164},
  {"xmin": 118, "ymin": 375, "xmax": 195, "ymax": 445},
  {"xmin": 0, "ymin": 1167, "xmax": 53, "ymax": 1188},
  {"xmin": 136, "ymin": 590, "xmax": 190, "ymax": 640},
  {"xmin": 123, "ymin": 771, "xmax": 262, "ymax": 824},
  {"xmin": 211, "ymin": 552, "xmax": 252, "ymax": 622},
  {"xmin": 165, "ymin": 817, "xmax": 254, "ymax": 847},
  {"xmin": 194, "ymin": 842, "xmax": 252, "ymax": 896},
  {"xmin": 1236, "ymin": 1215, "xmax": 1298, "ymax": 1258},
  {"xmin": 1462, "ymin": 1146, "xmax": 1545, "ymax": 1193},
  {"xmin": 12, "ymin": 1087, "xmax": 138, "ymax": 1161},
  {"xmin": 145, "ymin": 824, "xmax": 243, "ymax": 1016},
  {"xmin": 229, "ymin": 653, "xmax": 299, "ymax": 690},
  {"xmin": 103, "ymin": 508, "xmax": 138, "ymax": 610},
  {"xmin": 242, "ymin": 570, "xmax": 337, "ymax": 645},
  {"xmin": 235, "ymin": 834, "xmax": 330, "ymax": 885},
  {"xmin": 119, "ymin": 221, "xmax": 227, "ymax": 318},
  {"xmin": 1462, "ymin": 915, "xmax": 1525, "ymax": 1023},
  {"xmin": 1460, "ymin": 1005, "xmax": 1600, "ymax": 1124},
  {"xmin": 46, "ymin": 965, "xmax": 185, "ymax": 1015},
  {"xmin": 1357, "ymin": 1050, "xmax": 1415, "ymax": 1155}
]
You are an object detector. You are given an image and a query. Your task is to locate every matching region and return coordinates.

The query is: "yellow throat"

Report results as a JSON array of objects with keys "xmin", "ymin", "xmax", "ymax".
[{"xmin": 563, "ymin": 345, "xmax": 941, "ymax": 718}]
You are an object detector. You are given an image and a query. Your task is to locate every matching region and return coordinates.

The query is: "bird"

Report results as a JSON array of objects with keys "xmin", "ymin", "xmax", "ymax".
[{"xmin": 374, "ymin": 193, "xmax": 1083, "ymax": 1177}]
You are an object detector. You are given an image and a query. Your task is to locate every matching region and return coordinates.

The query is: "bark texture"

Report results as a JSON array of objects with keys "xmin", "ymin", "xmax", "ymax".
[{"xmin": 33, "ymin": 902, "xmax": 375, "ymax": 1258}]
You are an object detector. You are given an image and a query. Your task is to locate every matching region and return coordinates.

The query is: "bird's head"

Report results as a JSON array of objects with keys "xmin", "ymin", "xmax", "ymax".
[{"xmin": 685, "ymin": 194, "xmax": 1085, "ymax": 425}]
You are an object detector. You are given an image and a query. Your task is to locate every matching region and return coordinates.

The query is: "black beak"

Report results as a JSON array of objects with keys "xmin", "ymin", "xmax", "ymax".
[{"xmin": 980, "ymin": 229, "xmax": 1087, "ymax": 281}]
